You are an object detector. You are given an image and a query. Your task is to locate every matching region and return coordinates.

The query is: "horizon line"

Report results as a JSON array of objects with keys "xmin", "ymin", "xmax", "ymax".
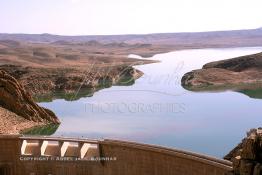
[{"xmin": 0, "ymin": 27, "xmax": 261, "ymax": 37}]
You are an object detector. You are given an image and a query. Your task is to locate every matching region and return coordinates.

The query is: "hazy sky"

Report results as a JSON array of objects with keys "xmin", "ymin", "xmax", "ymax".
[{"xmin": 1, "ymin": 0, "xmax": 262, "ymax": 35}]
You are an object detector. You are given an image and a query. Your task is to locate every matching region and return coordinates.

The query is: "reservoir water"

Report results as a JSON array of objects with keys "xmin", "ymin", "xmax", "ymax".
[{"xmin": 39, "ymin": 47, "xmax": 262, "ymax": 158}]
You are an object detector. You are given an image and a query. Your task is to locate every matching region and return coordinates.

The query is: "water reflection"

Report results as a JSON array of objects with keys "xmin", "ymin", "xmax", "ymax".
[
  {"xmin": 22, "ymin": 124, "xmax": 59, "ymax": 135},
  {"xmin": 34, "ymin": 69, "xmax": 141, "ymax": 103},
  {"xmin": 239, "ymin": 88, "xmax": 262, "ymax": 99},
  {"xmin": 183, "ymin": 82, "xmax": 262, "ymax": 99}
]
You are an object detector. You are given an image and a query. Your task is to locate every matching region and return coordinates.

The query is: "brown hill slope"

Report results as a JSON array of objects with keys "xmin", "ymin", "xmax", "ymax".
[{"xmin": 181, "ymin": 52, "xmax": 262, "ymax": 95}]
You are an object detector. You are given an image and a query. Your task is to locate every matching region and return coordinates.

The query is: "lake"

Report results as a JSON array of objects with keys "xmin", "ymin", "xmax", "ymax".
[{"xmin": 38, "ymin": 47, "xmax": 262, "ymax": 158}]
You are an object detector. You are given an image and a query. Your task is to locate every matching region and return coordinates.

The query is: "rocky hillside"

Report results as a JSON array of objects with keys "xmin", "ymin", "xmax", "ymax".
[
  {"xmin": 225, "ymin": 128, "xmax": 262, "ymax": 175},
  {"xmin": 181, "ymin": 52, "xmax": 262, "ymax": 92},
  {"xmin": 0, "ymin": 70, "xmax": 60, "ymax": 134},
  {"xmin": 0, "ymin": 64, "xmax": 143, "ymax": 102}
]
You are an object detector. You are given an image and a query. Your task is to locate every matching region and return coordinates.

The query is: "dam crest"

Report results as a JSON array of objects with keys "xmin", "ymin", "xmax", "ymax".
[{"xmin": 0, "ymin": 135, "xmax": 232, "ymax": 175}]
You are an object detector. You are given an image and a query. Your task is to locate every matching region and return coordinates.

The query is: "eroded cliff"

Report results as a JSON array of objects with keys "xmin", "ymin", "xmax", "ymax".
[{"xmin": 0, "ymin": 70, "xmax": 60, "ymax": 134}]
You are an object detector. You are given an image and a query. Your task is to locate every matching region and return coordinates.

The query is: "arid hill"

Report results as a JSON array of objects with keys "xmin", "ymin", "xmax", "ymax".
[
  {"xmin": 0, "ymin": 40, "xmax": 159, "ymax": 101},
  {"xmin": 0, "ymin": 40, "xmax": 160, "ymax": 66},
  {"xmin": 181, "ymin": 52, "xmax": 262, "ymax": 98}
]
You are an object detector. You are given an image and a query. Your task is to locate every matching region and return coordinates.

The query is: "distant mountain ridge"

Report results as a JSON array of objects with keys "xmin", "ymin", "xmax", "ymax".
[
  {"xmin": 1, "ymin": 28, "xmax": 262, "ymax": 46},
  {"xmin": 0, "ymin": 28, "xmax": 262, "ymax": 49}
]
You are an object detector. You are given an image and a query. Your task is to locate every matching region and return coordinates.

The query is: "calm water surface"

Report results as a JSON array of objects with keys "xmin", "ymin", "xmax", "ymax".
[{"xmin": 39, "ymin": 47, "xmax": 262, "ymax": 158}]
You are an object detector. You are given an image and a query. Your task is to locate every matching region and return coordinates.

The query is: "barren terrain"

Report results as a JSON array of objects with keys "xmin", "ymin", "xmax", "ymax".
[{"xmin": 181, "ymin": 52, "xmax": 262, "ymax": 98}]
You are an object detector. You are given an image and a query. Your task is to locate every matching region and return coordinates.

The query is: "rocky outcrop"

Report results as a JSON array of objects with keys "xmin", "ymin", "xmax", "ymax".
[
  {"xmin": 225, "ymin": 128, "xmax": 262, "ymax": 175},
  {"xmin": 0, "ymin": 70, "xmax": 60, "ymax": 123},
  {"xmin": 181, "ymin": 52, "xmax": 262, "ymax": 92}
]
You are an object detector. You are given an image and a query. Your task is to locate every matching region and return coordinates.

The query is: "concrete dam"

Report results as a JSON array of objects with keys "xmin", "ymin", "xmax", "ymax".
[{"xmin": 0, "ymin": 135, "xmax": 232, "ymax": 175}]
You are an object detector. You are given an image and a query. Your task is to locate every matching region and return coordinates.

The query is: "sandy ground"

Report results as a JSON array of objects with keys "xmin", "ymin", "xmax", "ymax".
[{"xmin": 0, "ymin": 107, "xmax": 44, "ymax": 134}]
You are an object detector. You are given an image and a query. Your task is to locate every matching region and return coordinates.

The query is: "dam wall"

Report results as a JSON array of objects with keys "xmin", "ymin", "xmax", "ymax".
[{"xmin": 0, "ymin": 135, "xmax": 232, "ymax": 175}]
